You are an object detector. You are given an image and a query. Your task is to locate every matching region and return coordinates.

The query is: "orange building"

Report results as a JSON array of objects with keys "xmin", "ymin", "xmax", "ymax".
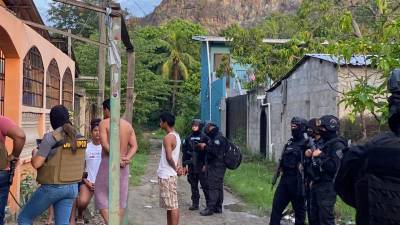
[{"xmin": 0, "ymin": 0, "xmax": 79, "ymax": 214}]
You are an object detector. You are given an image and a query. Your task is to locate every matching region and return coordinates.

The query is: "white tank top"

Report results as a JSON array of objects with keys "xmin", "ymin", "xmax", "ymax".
[{"xmin": 157, "ymin": 131, "xmax": 181, "ymax": 179}]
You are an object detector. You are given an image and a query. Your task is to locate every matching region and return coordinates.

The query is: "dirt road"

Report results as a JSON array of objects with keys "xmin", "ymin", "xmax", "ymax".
[{"xmin": 126, "ymin": 138, "xmax": 268, "ymax": 225}]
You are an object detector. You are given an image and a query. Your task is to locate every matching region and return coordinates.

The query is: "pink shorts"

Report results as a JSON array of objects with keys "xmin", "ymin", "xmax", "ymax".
[{"xmin": 94, "ymin": 155, "xmax": 129, "ymax": 209}]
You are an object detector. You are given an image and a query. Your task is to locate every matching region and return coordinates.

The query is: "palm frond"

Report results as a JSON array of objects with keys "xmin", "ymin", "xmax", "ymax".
[
  {"xmin": 161, "ymin": 59, "xmax": 173, "ymax": 79},
  {"xmin": 181, "ymin": 53, "xmax": 198, "ymax": 68},
  {"xmin": 178, "ymin": 61, "xmax": 189, "ymax": 80}
]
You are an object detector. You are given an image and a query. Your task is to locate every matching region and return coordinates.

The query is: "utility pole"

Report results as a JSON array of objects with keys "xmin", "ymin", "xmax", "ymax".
[
  {"xmin": 67, "ymin": 29, "xmax": 72, "ymax": 57},
  {"xmin": 40, "ymin": 2, "xmax": 123, "ymax": 223},
  {"xmin": 123, "ymin": 51, "xmax": 136, "ymax": 124},
  {"xmin": 97, "ymin": 0, "xmax": 107, "ymax": 117},
  {"xmin": 107, "ymin": 3, "xmax": 122, "ymax": 224}
]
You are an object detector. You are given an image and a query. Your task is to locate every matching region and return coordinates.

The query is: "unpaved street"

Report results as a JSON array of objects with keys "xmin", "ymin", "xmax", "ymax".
[{"xmin": 126, "ymin": 138, "xmax": 268, "ymax": 225}]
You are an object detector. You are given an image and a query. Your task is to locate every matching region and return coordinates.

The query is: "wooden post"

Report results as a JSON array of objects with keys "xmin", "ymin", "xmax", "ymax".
[
  {"xmin": 108, "ymin": 13, "xmax": 121, "ymax": 225},
  {"xmin": 97, "ymin": 1, "xmax": 106, "ymax": 117},
  {"xmin": 123, "ymin": 51, "xmax": 136, "ymax": 124},
  {"xmin": 67, "ymin": 29, "xmax": 72, "ymax": 57}
]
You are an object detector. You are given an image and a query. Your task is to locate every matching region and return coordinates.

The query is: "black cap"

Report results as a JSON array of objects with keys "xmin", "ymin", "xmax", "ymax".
[
  {"xmin": 307, "ymin": 118, "xmax": 318, "ymax": 130},
  {"xmin": 319, "ymin": 115, "xmax": 339, "ymax": 132},
  {"xmin": 291, "ymin": 117, "xmax": 307, "ymax": 126}
]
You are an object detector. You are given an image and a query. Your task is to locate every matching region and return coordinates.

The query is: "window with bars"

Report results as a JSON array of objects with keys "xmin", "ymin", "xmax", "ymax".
[
  {"xmin": 0, "ymin": 50, "xmax": 5, "ymax": 115},
  {"xmin": 62, "ymin": 68, "xmax": 73, "ymax": 110},
  {"xmin": 23, "ymin": 47, "xmax": 44, "ymax": 107},
  {"xmin": 46, "ymin": 59, "xmax": 60, "ymax": 109}
]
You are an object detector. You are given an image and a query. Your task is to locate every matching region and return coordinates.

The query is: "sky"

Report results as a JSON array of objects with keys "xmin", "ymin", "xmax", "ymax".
[{"xmin": 33, "ymin": 0, "xmax": 162, "ymax": 23}]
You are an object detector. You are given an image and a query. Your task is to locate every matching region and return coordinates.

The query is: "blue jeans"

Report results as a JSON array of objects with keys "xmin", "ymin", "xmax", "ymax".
[
  {"xmin": 18, "ymin": 184, "xmax": 78, "ymax": 225},
  {"xmin": 0, "ymin": 170, "xmax": 10, "ymax": 225}
]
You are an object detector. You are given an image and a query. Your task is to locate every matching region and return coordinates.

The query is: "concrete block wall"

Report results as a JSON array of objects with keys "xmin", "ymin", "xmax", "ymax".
[
  {"xmin": 267, "ymin": 58, "xmax": 340, "ymax": 162},
  {"xmin": 246, "ymin": 88, "xmax": 265, "ymax": 155}
]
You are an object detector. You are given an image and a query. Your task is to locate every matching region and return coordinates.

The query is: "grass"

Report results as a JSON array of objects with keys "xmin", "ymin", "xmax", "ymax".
[
  {"xmin": 224, "ymin": 156, "xmax": 276, "ymax": 215},
  {"xmin": 150, "ymin": 129, "xmax": 165, "ymax": 139},
  {"xmin": 224, "ymin": 152, "xmax": 356, "ymax": 223},
  {"xmin": 130, "ymin": 127, "xmax": 151, "ymax": 186}
]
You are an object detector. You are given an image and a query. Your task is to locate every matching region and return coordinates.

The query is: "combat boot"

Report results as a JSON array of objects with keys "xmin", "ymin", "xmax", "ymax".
[
  {"xmin": 200, "ymin": 208, "xmax": 213, "ymax": 216},
  {"xmin": 189, "ymin": 204, "xmax": 199, "ymax": 210},
  {"xmin": 213, "ymin": 208, "xmax": 222, "ymax": 214}
]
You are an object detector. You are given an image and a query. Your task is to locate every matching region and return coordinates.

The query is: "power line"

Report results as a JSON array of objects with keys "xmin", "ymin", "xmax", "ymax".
[{"xmin": 132, "ymin": 0, "xmax": 148, "ymax": 17}]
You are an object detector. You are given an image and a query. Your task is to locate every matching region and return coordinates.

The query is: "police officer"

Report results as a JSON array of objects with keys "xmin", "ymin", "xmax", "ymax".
[
  {"xmin": 306, "ymin": 118, "xmax": 323, "ymax": 148},
  {"xmin": 305, "ymin": 115, "xmax": 346, "ymax": 225},
  {"xmin": 304, "ymin": 118, "xmax": 323, "ymax": 225},
  {"xmin": 270, "ymin": 117, "xmax": 308, "ymax": 225},
  {"xmin": 182, "ymin": 119, "xmax": 209, "ymax": 210},
  {"xmin": 198, "ymin": 122, "xmax": 227, "ymax": 216},
  {"xmin": 18, "ymin": 105, "xmax": 87, "ymax": 225},
  {"xmin": 0, "ymin": 117, "xmax": 25, "ymax": 225},
  {"xmin": 335, "ymin": 69, "xmax": 400, "ymax": 225}
]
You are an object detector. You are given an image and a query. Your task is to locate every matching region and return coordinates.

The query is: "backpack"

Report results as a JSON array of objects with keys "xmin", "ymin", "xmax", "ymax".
[
  {"xmin": 356, "ymin": 134, "xmax": 400, "ymax": 224},
  {"xmin": 223, "ymin": 138, "xmax": 242, "ymax": 170}
]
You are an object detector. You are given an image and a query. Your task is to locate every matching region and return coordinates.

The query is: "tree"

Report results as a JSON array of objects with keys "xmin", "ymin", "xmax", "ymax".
[
  {"xmin": 223, "ymin": 0, "xmax": 400, "ymax": 139},
  {"xmin": 48, "ymin": 1, "xmax": 98, "ymax": 38},
  {"xmin": 160, "ymin": 19, "xmax": 205, "ymax": 113}
]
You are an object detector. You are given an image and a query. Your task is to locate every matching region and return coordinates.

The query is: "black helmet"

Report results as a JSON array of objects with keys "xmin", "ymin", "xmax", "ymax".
[
  {"xmin": 388, "ymin": 69, "xmax": 400, "ymax": 94},
  {"xmin": 192, "ymin": 119, "xmax": 202, "ymax": 126},
  {"xmin": 318, "ymin": 115, "xmax": 340, "ymax": 132},
  {"xmin": 204, "ymin": 121, "xmax": 217, "ymax": 129}
]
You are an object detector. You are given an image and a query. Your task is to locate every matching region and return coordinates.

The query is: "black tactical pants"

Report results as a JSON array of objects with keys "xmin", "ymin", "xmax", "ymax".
[
  {"xmin": 206, "ymin": 165, "xmax": 226, "ymax": 212},
  {"xmin": 187, "ymin": 170, "xmax": 208, "ymax": 206},
  {"xmin": 270, "ymin": 175, "xmax": 305, "ymax": 225},
  {"xmin": 309, "ymin": 182, "xmax": 336, "ymax": 225}
]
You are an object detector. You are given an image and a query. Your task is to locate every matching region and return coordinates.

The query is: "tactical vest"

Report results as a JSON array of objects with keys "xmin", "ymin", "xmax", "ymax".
[
  {"xmin": 356, "ymin": 136, "xmax": 400, "ymax": 225},
  {"xmin": 37, "ymin": 131, "xmax": 87, "ymax": 184},
  {"xmin": 281, "ymin": 139, "xmax": 305, "ymax": 171},
  {"xmin": 0, "ymin": 142, "xmax": 7, "ymax": 170}
]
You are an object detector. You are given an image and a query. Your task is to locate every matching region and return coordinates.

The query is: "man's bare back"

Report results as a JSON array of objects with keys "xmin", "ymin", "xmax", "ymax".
[
  {"xmin": 99, "ymin": 118, "xmax": 135, "ymax": 157},
  {"xmin": 97, "ymin": 117, "xmax": 138, "ymax": 223}
]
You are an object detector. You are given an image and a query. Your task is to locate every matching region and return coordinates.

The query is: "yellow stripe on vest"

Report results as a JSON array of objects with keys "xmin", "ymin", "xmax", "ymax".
[{"xmin": 63, "ymin": 140, "xmax": 88, "ymax": 149}]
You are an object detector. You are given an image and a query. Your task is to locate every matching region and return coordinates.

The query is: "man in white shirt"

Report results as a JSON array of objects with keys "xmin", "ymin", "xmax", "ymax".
[{"xmin": 157, "ymin": 112, "xmax": 183, "ymax": 225}]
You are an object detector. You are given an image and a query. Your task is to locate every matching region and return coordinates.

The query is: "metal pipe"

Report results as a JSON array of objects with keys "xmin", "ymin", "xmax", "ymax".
[
  {"xmin": 261, "ymin": 100, "xmax": 273, "ymax": 160},
  {"xmin": 206, "ymin": 40, "xmax": 212, "ymax": 121},
  {"xmin": 267, "ymin": 103, "xmax": 272, "ymax": 160}
]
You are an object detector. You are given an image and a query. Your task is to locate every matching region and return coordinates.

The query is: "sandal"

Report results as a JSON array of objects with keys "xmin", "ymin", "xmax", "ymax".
[{"xmin": 77, "ymin": 219, "xmax": 85, "ymax": 225}]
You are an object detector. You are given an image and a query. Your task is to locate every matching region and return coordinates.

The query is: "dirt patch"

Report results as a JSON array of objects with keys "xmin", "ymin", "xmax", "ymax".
[{"xmin": 126, "ymin": 138, "xmax": 269, "ymax": 225}]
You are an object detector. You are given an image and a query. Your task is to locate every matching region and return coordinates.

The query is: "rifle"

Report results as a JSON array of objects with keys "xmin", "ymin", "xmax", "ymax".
[
  {"xmin": 298, "ymin": 147, "xmax": 306, "ymax": 197},
  {"xmin": 304, "ymin": 133, "xmax": 317, "ymax": 167},
  {"xmin": 8, "ymin": 159, "xmax": 17, "ymax": 185},
  {"xmin": 271, "ymin": 144, "xmax": 286, "ymax": 190},
  {"xmin": 304, "ymin": 133, "xmax": 322, "ymax": 182},
  {"xmin": 271, "ymin": 159, "xmax": 281, "ymax": 190}
]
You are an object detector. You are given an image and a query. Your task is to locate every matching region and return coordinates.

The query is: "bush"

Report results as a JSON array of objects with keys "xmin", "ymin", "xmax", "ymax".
[
  {"xmin": 130, "ymin": 126, "xmax": 150, "ymax": 185},
  {"xmin": 174, "ymin": 116, "xmax": 192, "ymax": 137}
]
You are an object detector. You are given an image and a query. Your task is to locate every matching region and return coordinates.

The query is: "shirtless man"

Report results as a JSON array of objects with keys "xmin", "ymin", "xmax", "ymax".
[{"xmin": 95, "ymin": 99, "xmax": 138, "ymax": 224}]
